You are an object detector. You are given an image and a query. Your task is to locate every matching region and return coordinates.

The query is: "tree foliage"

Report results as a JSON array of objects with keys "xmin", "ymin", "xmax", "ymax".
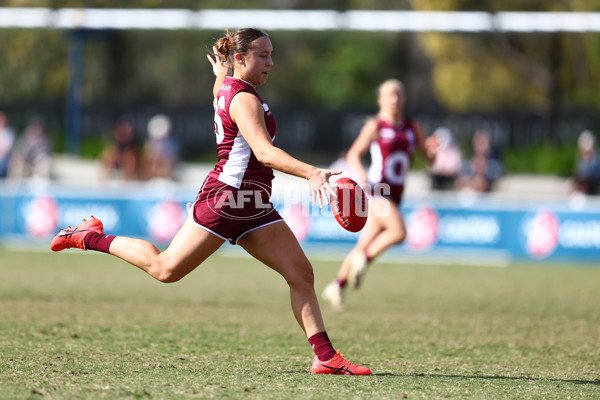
[
  {"xmin": 411, "ymin": 0, "xmax": 600, "ymax": 114},
  {"xmin": 1, "ymin": 0, "xmax": 600, "ymax": 121},
  {"xmin": 0, "ymin": 29, "xmax": 67, "ymax": 102},
  {"xmin": 266, "ymin": 31, "xmax": 414, "ymax": 109}
]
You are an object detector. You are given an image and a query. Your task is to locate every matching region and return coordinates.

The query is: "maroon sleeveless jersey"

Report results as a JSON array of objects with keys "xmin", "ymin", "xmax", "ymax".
[
  {"xmin": 367, "ymin": 118, "xmax": 417, "ymax": 204},
  {"xmin": 192, "ymin": 77, "xmax": 282, "ymax": 244},
  {"xmin": 209, "ymin": 77, "xmax": 276, "ymax": 190}
]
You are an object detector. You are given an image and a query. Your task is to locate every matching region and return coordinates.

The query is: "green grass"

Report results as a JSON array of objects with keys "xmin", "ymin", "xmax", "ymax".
[{"xmin": 0, "ymin": 248, "xmax": 598, "ymax": 399}]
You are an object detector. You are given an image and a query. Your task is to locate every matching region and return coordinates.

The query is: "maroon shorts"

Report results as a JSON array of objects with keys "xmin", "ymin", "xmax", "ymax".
[{"xmin": 192, "ymin": 176, "xmax": 283, "ymax": 244}]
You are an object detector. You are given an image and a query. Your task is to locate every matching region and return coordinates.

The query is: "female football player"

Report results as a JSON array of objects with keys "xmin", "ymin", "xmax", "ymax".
[
  {"xmin": 322, "ymin": 79, "xmax": 439, "ymax": 309},
  {"xmin": 51, "ymin": 28, "xmax": 370, "ymax": 375}
]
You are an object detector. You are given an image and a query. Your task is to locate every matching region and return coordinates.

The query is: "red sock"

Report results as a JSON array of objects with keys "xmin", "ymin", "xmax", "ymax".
[
  {"xmin": 84, "ymin": 232, "xmax": 116, "ymax": 254},
  {"xmin": 337, "ymin": 278, "xmax": 347, "ymax": 289},
  {"xmin": 308, "ymin": 331, "xmax": 337, "ymax": 361},
  {"xmin": 365, "ymin": 253, "xmax": 373, "ymax": 264}
]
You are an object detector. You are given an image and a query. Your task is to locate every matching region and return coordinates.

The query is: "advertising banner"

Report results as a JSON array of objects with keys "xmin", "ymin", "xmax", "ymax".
[{"xmin": 1, "ymin": 183, "xmax": 599, "ymax": 264}]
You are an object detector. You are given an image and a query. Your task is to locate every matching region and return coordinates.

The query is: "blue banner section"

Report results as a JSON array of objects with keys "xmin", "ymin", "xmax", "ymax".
[{"xmin": 1, "ymin": 183, "xmax": 599, "ymax": 264}]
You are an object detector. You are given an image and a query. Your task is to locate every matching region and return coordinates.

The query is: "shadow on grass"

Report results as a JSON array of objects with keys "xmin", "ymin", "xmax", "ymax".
[
  {"xmin": 286, "ymin": 371, "xmax": 598, "ymax": 385},
  {"xmin": 401, "ymin": 373, "xmax": 600, "ymax": 386}
]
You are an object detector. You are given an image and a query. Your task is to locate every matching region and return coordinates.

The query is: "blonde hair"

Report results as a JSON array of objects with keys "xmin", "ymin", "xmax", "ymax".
[{"xmin": 377, "ymin": 79, "xmax": 404, "ymax": 97}]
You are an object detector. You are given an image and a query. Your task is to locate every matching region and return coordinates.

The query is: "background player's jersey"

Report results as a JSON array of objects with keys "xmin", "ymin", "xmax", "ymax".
[
  {"xmin": 367, "ymin": 118, "xmax": 417, "ymax": 203},
  {"xmin": 209, "ymin": 77, "xmax": 276, "ymax": 189}
]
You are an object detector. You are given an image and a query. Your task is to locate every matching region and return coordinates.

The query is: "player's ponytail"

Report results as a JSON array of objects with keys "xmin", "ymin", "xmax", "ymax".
[
  {"xmin": 214, "ymin": 30, "xmax": 234, "ymax": 64},
  {"xmin": 213, "ymin": 28, "xmax": 268, "ymax": 65}
]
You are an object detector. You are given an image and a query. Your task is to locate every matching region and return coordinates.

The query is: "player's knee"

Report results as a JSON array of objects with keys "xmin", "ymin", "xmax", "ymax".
[
  {"xmin": 156, "ymin": 272, "xmax": 181, "ymax": 283},
  {"xmin": 152, "ymin": 261, "xmax": 182, "ymax": 283},
  {"xmin": 302, "ymin": 267, "xmax": 315, "ymax": 286},
  {"xmin": 392, "ymin": 229, "xmax": 407, "ymax": 245},
  {"xmin": 286, "ymin": 262, "xmax": 315, "ymax": 289}
]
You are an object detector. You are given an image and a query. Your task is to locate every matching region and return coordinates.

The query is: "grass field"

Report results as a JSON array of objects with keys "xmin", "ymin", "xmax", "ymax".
[{"xmin": 0, "ymin": 247, "xmax": 598, "ymax": 399}]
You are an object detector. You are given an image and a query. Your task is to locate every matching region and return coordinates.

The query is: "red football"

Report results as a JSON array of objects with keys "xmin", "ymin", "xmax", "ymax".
[{"xmin": 330, "ymin": 177, "xmax": 368, "ymax": 232}]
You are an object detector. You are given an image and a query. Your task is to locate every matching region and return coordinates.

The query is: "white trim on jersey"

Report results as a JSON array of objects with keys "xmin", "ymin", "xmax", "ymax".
[
  {"xmin": 219, "ymin": 131, "xmax": 251, "ymax": 189},
  {"xmin": 368, "ymin": 141, "xmax": 383, "ymax": 185}
]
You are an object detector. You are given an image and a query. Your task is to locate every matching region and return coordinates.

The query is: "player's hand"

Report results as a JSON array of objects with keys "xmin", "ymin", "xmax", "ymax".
[
  {"xmin": 206, "ymin": 46, "xmax": 229, "ymax": 77},
  {"xmin": 425, "ymin": 135, "xmax": 440, "ymax": 161},
  {"xmin": 309, "ymin": 168, "xmax": 341, "ymax": 208}
]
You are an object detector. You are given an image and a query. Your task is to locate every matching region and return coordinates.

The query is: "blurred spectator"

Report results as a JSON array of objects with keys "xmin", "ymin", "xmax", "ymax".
[
  {"xmin": 0, "ymin": 111, "xmax": 16, "ymax": 178},
  {"xmin": 573, "ymin": 130, "xmax": 600, "ymax": 195},
  {"xmin": 100, "ymin": 117, "xmax": 140, "ymax": 180},
  {"xmin": 456, "ymin": 129, "xmax": 502, "ymax": 192},
  {"xmin": 141, "ymin": 114, "xmax": 180, "ymax": 181},
  {"xmin": 8, "ymin": 116, "xmax": 52, "ymax": 179},
  {"xmin": 428, "ymin": 127, "xmax": 462, "ymax": 191}
]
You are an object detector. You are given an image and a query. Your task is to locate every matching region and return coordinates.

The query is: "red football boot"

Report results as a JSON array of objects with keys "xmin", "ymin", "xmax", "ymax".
[
  {"xmin": 311, "ymin": 352, "xmax": 371, "ymax": 375},
  {"xmin": 50, "ymin": 216, "xmax": 104, "ymax": 252}
]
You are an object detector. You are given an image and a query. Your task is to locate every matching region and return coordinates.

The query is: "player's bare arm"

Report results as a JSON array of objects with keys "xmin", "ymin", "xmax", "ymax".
[
  {"xmin": 414, "ymin": 121, "xmax": 439, "ymax": 165},
  {"xmin": 346, "ymin": 117, "xmax": 378, "ymax": 183},
  {"xmin": 230, "ymin": 92, "xmax": 339, "ymax": 207}
]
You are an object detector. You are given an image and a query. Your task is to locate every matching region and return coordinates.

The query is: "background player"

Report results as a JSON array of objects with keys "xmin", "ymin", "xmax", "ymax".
[{"xmin": 323, "ymin": 79, "xmax": 439, "ymax": 309}]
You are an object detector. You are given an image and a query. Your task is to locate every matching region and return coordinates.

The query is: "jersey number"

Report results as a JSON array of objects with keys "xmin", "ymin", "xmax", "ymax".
[
  {"xmin": 384, "ymin": 151, "xmax": 410, "ymax": 185},
  {"xmin": 214, "ymin": 96, "xmax": 226, "ymax": 144}
]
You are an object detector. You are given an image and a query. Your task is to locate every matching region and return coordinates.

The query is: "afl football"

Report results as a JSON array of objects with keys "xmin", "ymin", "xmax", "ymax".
[{"xmin": 331, "ymin": 177, "xmax": 368, "ymax": 232}]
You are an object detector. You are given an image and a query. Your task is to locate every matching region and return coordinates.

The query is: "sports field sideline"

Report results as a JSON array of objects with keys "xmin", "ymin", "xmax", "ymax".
[{"xmin": 0, "ymin": 248, "xmax": 598, "ymax": 399}]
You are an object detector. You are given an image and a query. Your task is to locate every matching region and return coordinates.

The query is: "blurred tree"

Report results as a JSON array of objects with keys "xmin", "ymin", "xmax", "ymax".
[
  {"xmin": 265, "ymin": 31, "xmax": 425, "ymax": 109},
  {"xmin": 83, "ymin": 30, "xmax": 220, "ymax": 106},
  {"xmin": 0, "ymin": 0, "xmax": 599, "ymax": 150},
  {"xmin": 0, "ymin": 29, "xmax": 67, "ymax": 102},
  {"xmin": 411, "ymin": 0, "xmax": 600, "ymax": 144},
  {"xmin": 412, "ymin": 0, "xmax": 600, "ymax": 109}
]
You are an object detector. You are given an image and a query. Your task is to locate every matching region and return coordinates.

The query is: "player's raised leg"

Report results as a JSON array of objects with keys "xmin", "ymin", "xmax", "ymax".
[
  {"xmin": 360, "ymin": 197, "xmax": 406, "ymax": 263},
  {"xmin": 52, "ymin": 214, "xmax": 225, "ymax": 283},
  {"xmin": 321, "ymin": 221, "xmax": 380, "ymax": 308},
  {"xmin": 342, "ymin": 197, "xmax": 405, "ymax": 288},
  {"xmin": 341, "ymin": 213, "xmax": 383, "ymax": 289}
]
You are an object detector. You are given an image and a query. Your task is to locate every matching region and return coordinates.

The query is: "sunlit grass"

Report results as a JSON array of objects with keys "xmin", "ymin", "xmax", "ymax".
[{"xmin": 0, "ymin": 248, "xmax": 598, "ymax": 399}]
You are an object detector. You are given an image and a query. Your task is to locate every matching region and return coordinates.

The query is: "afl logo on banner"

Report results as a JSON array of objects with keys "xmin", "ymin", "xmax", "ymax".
[
  {"xmin": 521, "ymin": 209, "xmax": 560, "ymax": 258},
  {"xmin": 406, "ymin": 205, "xmax": 439, "ymax": 251}
]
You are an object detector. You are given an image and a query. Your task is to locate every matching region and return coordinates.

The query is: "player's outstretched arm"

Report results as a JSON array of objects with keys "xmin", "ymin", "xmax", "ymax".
[{"xmin": 231, "ymin": 91, "xmax": 340, "ymax": 208}]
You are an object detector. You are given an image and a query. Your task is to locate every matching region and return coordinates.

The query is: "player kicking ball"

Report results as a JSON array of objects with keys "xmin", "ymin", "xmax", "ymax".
[{"xmin": 51, "ymin": 28, "xmax": 371, "ymax": 376}]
